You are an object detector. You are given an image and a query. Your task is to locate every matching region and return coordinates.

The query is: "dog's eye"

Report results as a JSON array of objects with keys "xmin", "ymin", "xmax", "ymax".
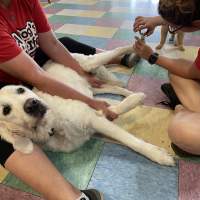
[
  {"xmin": 2, "ymin": 105, "xmax": 11, "ymax": 115},
  {"xmin": 17, "ymin": 87, "xmax": 25, "ymax": 94}
]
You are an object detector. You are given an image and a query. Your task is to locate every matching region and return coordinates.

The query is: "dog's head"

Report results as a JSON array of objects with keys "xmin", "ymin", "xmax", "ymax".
[
  {"xmin": 0, "ymin": 85, "xmax": 52, "ymax": 153},
  {"xmin": 0, "ymin": 85, "xmax": 48, "ymax": 129}
]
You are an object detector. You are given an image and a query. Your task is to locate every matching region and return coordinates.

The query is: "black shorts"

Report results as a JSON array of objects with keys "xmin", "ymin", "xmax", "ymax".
[{"xmin": 0, "ymin": 37, "xmax": 96, "ymax": 167}]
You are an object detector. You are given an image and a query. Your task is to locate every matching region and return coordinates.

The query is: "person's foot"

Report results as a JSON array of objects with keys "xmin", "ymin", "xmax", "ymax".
[
  {"xmin": 160, "ymin": 83, "xmax": 181, "ymax": 110},
  {"xmin": 81, "ymin": 189, "xmax": 104, "ymax": 200},
  {"xmin": 120, "ymin": 53, "xmax": 141, "ymax": 68}
]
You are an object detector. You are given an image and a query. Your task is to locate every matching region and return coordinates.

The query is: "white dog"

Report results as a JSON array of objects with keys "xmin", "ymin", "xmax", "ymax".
[{"xmin": 0, "ymin": 46, "xmax": 175, "ymax": 166}]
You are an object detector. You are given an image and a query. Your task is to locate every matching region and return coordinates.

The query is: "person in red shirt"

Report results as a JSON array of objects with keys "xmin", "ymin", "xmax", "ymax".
[
  {"xmin": 0, "ymin": 0, "xmax": 119, "ymax": 199},
  {"xmin": 133, "ymin": 0, "xmax": 200, "ymax": 156}
]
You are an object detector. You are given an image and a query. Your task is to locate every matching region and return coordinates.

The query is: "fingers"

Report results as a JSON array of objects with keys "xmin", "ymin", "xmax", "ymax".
[
  {"xmin": 134, "ymin": 37, "xmax": 145, "ymax": 51},
  {"xmin": 106, "ymin": 110, "xmax": 118, "ymax": 121},
  {"xmin": 134, "ymin": 17, "xmax": 147, "ymax": 32}
]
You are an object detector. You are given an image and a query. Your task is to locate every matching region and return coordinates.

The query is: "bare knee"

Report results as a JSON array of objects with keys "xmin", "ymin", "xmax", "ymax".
[{"xmin": 168, "ymin": 111, "xmax": 200, "ymax": 155}]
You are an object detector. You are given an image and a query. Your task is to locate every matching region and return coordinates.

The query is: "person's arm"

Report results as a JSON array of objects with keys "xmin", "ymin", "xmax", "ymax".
[
  {"xmin": 134, "ymin": 38, "xmax": 200, "ymax": 79},
  {"xmin": 38, "ymin": 31, "xmax": 104, "ymax": 88},
  {"xmin": 0, "ymin": 51, "xmax": 117, "ymax": 120},
  {"xmin": 156, "ymin": 56, "xmax": 200, "ymax": 79},
  {"xmin": 5, "ymin": 144, "xmax": 81, "ymax": 200}
]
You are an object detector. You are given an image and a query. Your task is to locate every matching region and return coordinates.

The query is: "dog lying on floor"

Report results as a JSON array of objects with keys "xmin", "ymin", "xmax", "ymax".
[
  {"xmin": 0, "ymin": 46, "xmax": 174, "ymax": 166},
  {"xmin": 156, "ymin": 25, "xmax": 185, "ymax": 51}
]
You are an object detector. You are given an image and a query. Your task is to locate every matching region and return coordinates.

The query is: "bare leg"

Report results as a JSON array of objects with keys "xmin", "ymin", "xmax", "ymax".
[
  {"xmin": 168, "ymin": 105, "xmax": 200, "ymax": 154},
  {"xmin": 169, "ymin": 73, "xmax": 200, "ymax": 112},
  {"xmin": 5, "ymin": 145, "xmax": 81, "ymax": 200}
]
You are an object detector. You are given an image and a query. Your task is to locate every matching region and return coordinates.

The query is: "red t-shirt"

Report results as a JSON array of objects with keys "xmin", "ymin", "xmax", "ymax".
[
  {"xmin": 0, "ymin": 0, "xmax": 51, "ymax": 84},
  {"xmin": 195, "ymin": 49, "xmax": 200, "ymax": 70}
]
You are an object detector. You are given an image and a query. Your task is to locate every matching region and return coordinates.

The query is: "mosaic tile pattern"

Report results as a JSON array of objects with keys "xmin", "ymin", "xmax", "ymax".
[{"xmin": 1, "ymin": 0, "xmax": 200, "ymax": 199}]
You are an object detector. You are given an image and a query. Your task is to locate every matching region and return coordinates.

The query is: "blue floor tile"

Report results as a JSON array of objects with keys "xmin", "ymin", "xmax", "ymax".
[{"xmin": 88, "ymin": 143, "xmax": 178, "ymax": 200}]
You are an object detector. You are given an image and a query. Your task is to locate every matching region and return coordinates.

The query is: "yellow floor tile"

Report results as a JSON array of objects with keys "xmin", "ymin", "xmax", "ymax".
[
  {"xmin": 58, "ymin": 0, "xmax": 97, "ymax": 5},
  {"xmin": 56, "ymin": 9, "xmax": 105, "ymax": 18},
  {"xmin": 110, "ymin": 7, "xmax": 130, "ymax": 12},
  {"xmin": 0, "ymin": 166, "xmax": 8, "ymax": 183},
  {"xmin": 86, "ymin": 26, "xmax": 117, "ymax": 38},
  {"xmin": 55, "ymin": 24, "xmax": 87, "ymax": 35},
  {"xmin": 114, "ymin": 105, "xmax": 176, "ymax": 156},
  {"xmin": 56, "ymin": 24, "xmax": 117, "ymax": 38}
]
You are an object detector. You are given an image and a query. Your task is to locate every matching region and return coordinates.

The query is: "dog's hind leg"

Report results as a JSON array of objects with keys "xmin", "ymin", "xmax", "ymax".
[
  {"xmin": 176, "ymin": 31, "xmax": 185, "ymax": 51},
  {"xmin": 92, "ymin": 84, "xmax": 133, "ymax": 97},
  {"xmin": 156, "ymin": 25, "xmax": 168, "ymax": 50},
  {"xmin": 81, "ymin": 46, "xmax": 134, "ymax": 72},
  {"xmin": 94, "ymin": 65, "xmax": 125, "ymax": 87},
  {"xmin": 90, "ymin": 116, "xmax": 175, "ymax": 166}
]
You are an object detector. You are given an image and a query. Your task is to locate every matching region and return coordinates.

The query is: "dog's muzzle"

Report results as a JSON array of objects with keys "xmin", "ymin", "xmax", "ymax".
[{"xmin": 24, "ymin": 98, "xmax": 47, "ymax": 118}]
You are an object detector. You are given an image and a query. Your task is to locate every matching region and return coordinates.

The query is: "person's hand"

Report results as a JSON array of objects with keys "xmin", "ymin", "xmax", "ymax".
[
  {"xmin": 133, "ymin": 16, "xmax": 158, "ymax": 36},
  {"xmin": 134, "ymin": 37, "xmax": 154, "ymax": 60},
  {"xmin": 84, "ymin": 73, "xmax": 105, "ymax": 88},
  {"xmin": 89, "ymin": 100, "xmax": 118, "ymax": 121}
]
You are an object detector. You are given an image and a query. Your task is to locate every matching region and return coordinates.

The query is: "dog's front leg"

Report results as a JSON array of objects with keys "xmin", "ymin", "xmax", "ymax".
[
  {"xmin": 90, "ymin": 116, "xmax": 175, "ymax": 166},
  {"xmin": 109, "ymin": 93, "xmax": 145, "ymax": 115}
]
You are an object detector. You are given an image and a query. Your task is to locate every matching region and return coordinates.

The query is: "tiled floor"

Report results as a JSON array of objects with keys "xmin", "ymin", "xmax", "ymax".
[{"xmin": 1, "ymin": 0, "xmax": 200, "ymax": 199}]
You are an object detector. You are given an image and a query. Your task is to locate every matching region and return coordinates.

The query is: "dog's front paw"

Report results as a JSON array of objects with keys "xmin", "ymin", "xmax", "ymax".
[{"xmin": 148, "ymin": 145, "xmax": 175, "ymax": 166}]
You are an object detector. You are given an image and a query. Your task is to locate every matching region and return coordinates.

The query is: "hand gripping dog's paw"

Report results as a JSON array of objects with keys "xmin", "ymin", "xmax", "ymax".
[{"xmin": 147, "ymin": 144, "xmax": 175, "ymax": 166}]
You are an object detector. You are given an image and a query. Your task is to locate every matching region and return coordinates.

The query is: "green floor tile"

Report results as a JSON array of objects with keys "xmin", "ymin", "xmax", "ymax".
[
  {"xmin": 48, "ymin": 15, "xmax": 75, "ymax": 24},
  {"xmin": 55, "ymin": 33, "xmax": 80, "ymax": 41},
  {"xmin": 134, "ymin": 60, "xmax": 169, "ymax": 80}
]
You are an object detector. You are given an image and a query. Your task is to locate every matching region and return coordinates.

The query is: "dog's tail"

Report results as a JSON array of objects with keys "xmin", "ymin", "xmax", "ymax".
[{"xmin": 90, "ymin": 116, "xmax": 175, "ymax": 166}]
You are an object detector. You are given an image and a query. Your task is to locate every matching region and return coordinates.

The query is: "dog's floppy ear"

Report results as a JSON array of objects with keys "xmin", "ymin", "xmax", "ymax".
[
  {"xmin": 13, "ymin": 135, "xmax": 33, "ymax": 154},
  {"xmin": 0, "ymin": 121, "xmax": 34, "ymax": 154}
]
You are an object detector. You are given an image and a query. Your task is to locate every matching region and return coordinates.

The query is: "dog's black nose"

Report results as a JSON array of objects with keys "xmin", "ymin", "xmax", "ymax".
[{"xmin": 24, "ymin": 98, "xmax": 47, "ymax": 118}]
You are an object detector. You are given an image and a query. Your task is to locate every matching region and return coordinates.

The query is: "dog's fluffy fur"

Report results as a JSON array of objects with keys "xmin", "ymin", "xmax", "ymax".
[
  {"xmin": 156, "ymin": 25, "xmax": 185, "ymax": 51},
  {"xmin": 0, "ymin": 46, "xmax": 174, "ymax": 166}
]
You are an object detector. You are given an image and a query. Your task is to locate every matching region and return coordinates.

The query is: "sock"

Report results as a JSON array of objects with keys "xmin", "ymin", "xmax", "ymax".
[{"xmin": 76, "ymin": 192, "xmax": 90, "ymax": 200}]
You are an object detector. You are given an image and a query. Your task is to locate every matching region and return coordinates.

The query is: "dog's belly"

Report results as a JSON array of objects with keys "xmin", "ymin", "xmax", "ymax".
[{"xmin": 43, "ymin": 61, "xmax": 93, "ymax": 98}]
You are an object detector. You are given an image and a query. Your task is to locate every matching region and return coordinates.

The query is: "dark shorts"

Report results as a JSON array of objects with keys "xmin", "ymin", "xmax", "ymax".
[{"xmin": 0, "ymin": 37, "xmax": 96, "ymax": 167}]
